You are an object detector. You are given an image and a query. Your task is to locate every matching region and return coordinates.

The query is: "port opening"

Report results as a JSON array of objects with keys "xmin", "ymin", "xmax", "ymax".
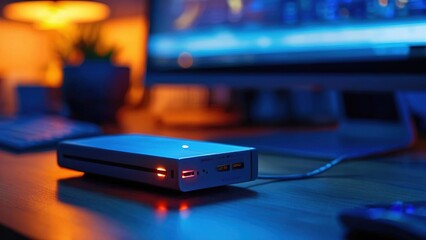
[
  {"xmin": 216, "ymin": 164, "xmax": 230, "ymax": 172},
  {"xmin": 182, "ymin": 170, "xmax": 195, "ymax": 179},
  {"xmin": 232, "ymin": 162, "xmax": 244, "ymax": 170}
]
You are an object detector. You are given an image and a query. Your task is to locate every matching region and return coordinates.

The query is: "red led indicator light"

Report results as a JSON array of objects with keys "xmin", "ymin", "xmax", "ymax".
[{"xmin": 157, "ymin": 167, "xmax": 167, "ymax": 178}]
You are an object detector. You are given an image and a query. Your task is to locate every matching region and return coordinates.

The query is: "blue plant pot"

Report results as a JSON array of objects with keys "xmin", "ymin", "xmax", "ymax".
[{"xmin": 62, "ymin": 61, "xmax": 130, "ymax": 124}]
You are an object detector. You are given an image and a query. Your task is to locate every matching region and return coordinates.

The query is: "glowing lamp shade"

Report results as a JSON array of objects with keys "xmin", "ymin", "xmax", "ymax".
[{"xmin": 3, "ymin": 1, "xmax": 110, "ymax": 29}]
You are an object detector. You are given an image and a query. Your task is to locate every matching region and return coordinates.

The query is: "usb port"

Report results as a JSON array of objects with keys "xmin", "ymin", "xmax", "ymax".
[
  {"xmin": 182, "ymin": 170, "xmax": 195, "ymax": 179},
  {"xmin": 216, "ymin": 164, "xmax": 230, "ymax": 172},
  {"xmin": 232, "ymin": 162, "xmax": 244, "ymax": 170}
]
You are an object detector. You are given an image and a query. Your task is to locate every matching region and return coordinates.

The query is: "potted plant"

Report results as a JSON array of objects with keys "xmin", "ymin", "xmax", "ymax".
[{"xmin": 60, "ymin": 24, "xmax": 130, "ymax": 124}]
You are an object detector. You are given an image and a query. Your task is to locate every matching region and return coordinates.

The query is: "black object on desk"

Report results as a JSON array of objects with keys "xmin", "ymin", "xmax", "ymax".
[
  {"xmin": 0, "ymin": 116, "xmax": 101, "ymax": 152},
  {"xmin": 340, "ymin": 201, "xmax": 426, "ymax": 240}
]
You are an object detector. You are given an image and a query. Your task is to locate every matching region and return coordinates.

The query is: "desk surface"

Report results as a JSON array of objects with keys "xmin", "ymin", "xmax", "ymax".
[{"xmin": 1, "ymin": 135, "xmax": 426, "ymax": 240}]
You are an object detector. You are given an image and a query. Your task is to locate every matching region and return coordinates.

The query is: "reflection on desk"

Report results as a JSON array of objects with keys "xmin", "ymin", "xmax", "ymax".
[
  {"xmin": 1, "ymin": 142, "xmax": 426, "ymax": 239},
  {"xmin": 56, "ymin": 175, "xmax": 258, "ymax": 239},
  {"xmin": 58, "ymin": 175, "xmax": 257, "ymax": 214}
]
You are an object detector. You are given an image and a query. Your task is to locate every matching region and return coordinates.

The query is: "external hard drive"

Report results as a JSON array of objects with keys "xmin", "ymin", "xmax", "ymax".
[{"xmin": 57, "ymin": 134, "xmax": 258, "ymax": 192}]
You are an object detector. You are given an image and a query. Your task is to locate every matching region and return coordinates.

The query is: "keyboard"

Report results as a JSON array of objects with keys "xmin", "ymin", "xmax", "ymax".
[{"xmin": 0, "ymin": 116, "xmax": 102, "ymax": 152}]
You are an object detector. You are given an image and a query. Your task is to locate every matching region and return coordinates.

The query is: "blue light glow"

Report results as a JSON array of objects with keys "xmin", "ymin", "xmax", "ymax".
[{"xmin": 149, "ymin": 20, "xmax": 426, "ymax": 63}]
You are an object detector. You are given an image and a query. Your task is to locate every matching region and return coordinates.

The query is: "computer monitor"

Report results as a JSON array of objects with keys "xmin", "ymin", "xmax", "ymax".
[
  {"xmin": 145, "ymin": 0, "xmax": 425, "ymax": 157},
  {"xmin": 146, "ymin": 0, "xmax": 426, "ymax": 90}
]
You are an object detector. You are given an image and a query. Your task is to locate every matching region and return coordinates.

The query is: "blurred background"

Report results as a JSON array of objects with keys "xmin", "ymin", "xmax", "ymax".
[
  {"xmin": 0, "ymin": 0, "xmax": 425, "ymax": 132},
  {"xmin": 0, "ymin": 0, "xmax": 147, "ymax": 116}
]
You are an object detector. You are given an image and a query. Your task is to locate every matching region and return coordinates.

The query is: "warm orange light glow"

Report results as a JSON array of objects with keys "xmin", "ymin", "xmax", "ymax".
[
  {"xmin": 179, "ymin": 203, "xmax": 189, "ymax": 212},
  {"xmin": 179, "ymin": 202, "xmax": 190, "ymax": 218},
  {"xmin": 3, "ymin": 1, "xmax": 110, "ymax": 29},
  {"xmin": 156, "ymin": 167, "xmax": 167, "ymax": 178},
  {"xmin": 156, "ymin": 202, "xmax": 168, "ymax": 215},
  {"xmin": 45, "ymin": 60, "xmax": 63, "ymax": 87},
  {"xmin": 102, "ymin": 16, "xmax": 147, "ymax": 105}
]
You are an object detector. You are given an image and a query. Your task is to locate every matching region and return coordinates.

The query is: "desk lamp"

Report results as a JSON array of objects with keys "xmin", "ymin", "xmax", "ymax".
[{"xmin": 3, "ymin": 0, "xmax": 109, "ymax": 29}]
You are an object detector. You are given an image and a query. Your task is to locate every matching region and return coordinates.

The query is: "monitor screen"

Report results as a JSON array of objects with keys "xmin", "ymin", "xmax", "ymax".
[{"xmin": 146, "ymin": 0, "xmax": 426, "ymax": 89}]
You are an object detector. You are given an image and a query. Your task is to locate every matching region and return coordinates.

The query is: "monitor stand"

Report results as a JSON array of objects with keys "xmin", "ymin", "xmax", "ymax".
[{"xmin": 216, "ymin": 92, "xmax": 415, "ymax": 159}]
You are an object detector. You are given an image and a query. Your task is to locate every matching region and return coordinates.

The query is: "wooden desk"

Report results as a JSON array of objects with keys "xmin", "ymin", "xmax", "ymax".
[{"xmin": 1, "ymin": 138, "xmax": 426, "ymax": 240}]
